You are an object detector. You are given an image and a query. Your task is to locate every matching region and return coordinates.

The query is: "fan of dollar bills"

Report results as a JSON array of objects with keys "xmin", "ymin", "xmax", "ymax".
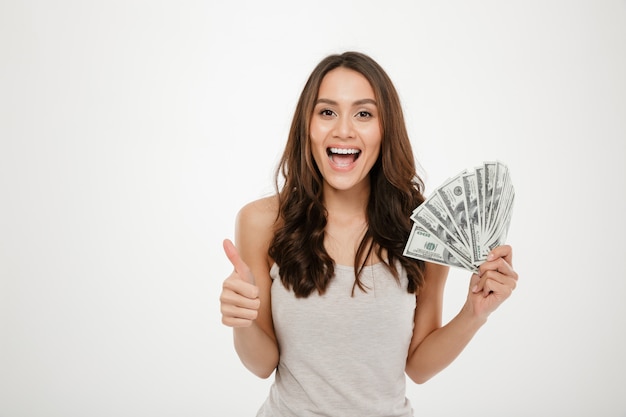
[{"xmin": 403, "ymin": 161, "xmax": 514, "ymax": 273}]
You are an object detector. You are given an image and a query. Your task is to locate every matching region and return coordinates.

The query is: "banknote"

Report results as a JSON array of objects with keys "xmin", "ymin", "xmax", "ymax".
[
  {"xmin": 436, "ymin": 173, "xmax": 471, "ymax": 249},
  {"xmin": 403, "ymin": 224, "xmax": 472, "ymax": 271},
  {"xmin": 411, "ymin": 205, "xmax": 473, "ymax": 268},
  {"xmin": 404, "ymin": 161, "xmax": 514, "ymax": 272}
]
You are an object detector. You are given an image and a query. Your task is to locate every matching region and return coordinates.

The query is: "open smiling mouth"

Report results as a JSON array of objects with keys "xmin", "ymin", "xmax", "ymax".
[{"xmin": 327, "ymin": 147, "xmax": 361, "ymax": 167}]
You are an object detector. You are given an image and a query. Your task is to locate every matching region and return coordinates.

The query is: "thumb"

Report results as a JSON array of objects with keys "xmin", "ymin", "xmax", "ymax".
[
  {"xmin": 223, "ymin": 239, "xmax": 255, "ymax": 284},
  {"xmin": 469, "ymin": 272, "xmax": 481, "ymax": 294}
]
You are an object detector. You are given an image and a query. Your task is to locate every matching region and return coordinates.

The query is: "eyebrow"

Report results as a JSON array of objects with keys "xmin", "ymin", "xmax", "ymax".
[{"xmin": 315, "ymin": 98, "xmax": 377, "ymax": 106}]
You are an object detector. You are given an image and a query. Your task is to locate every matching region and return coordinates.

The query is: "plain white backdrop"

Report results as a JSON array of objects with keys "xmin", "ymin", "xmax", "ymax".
[{"xmin": 1, "ymin": 1, "xmax": 625, "ymax": 416}]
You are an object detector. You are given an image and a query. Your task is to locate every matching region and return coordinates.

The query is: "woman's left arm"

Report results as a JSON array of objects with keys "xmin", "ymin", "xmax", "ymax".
[{"xmin": 405, "ymin": 245, "xmax": 518, "ymax": 384}]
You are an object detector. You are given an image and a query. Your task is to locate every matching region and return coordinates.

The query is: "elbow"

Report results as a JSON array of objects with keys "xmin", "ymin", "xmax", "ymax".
[
  {"xmin": 407, "ymin": 372, "xmax": 432, "ymax": 385},
  {"xmin": 252, "ymin": 366, "xmax": 276, "ymax": 380},
  {"xmin": 241, "ymin": 358, "xmax": 277, "ymax": 380},
  {"xmin": 405, "ymin": 367, "xmax": 435, "ymax": 385}
]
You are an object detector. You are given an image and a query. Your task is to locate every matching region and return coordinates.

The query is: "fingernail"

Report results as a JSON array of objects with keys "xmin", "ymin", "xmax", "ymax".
[
  {"xmin": 472, "ymin": 285, "xmax": 479, "ymax": 293},
  {"xmin": 487, "ymin": 253, "xmax": 495, "ymax": 261}
]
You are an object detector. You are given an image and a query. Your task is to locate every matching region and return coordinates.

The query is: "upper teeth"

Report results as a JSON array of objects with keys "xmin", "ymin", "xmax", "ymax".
[{"xmin": 329, "ymin": 148, "xmax": 359, "ymax": 154}]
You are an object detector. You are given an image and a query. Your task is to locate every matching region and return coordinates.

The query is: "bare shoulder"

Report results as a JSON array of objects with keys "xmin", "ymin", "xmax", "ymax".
[
  {"xmin": 236, "ymin": 195, "xmax": 279, "ymax": 237},
  {"xmin": 235, "ymin": 195, "xmax": 279, "ymax": 267}
]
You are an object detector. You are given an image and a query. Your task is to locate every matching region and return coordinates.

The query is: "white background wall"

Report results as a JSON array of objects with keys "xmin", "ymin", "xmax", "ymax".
[{"xmin": 1, "ymin": 1, "xmax": 625, "ymax": 416}]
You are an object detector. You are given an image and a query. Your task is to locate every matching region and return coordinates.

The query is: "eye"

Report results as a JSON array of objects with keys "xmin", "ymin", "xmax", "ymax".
[
  {"xmin": 319, "ymin": 109, "xmax": 335, "ymax": 117},
  {"xmin": 355, "ymin": 111, "xmax": 372, "ymax": 119}
]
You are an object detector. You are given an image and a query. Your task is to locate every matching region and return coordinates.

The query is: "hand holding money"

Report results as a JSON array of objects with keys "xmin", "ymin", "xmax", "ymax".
[
  {"xmin": 404, "ymin": 161, "xmax": 514, "ymax": 273},
  {"xmin": 467, "ymin": 244, "xmax": 518, "ymax": 319}
]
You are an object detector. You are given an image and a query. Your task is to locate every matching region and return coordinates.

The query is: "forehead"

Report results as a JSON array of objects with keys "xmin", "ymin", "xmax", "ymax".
[{"xmin": 317, "ymin": 67, "xmax": 375, "ymax": 100}]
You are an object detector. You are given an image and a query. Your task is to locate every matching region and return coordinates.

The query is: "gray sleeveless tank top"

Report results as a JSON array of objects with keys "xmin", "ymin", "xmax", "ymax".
[{"xmin": 256, "ymin": 262, "xmax": 416, "ymax": 417}]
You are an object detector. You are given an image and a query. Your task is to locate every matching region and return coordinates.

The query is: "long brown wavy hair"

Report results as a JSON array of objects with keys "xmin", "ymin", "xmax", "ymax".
[{"xmin": 268, "ymin": 51, "xmax": 426, "ymax": 298}]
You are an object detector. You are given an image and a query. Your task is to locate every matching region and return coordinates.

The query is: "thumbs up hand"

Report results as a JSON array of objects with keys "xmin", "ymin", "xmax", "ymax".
[{"xmin": 220, "ymin": 239, "xmax": 261, "ymax": 328}]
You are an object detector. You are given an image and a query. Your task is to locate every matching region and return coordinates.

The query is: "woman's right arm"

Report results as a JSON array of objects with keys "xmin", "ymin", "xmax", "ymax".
[{"xmin": 220, "ymin": 197, "xmax": 279, "ymax": 379}]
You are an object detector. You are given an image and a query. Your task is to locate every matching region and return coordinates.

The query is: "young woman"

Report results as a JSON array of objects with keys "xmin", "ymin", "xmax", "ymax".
[{"xmin": 219, "ymin": 51, "xmax": 518, "ymax": 416}]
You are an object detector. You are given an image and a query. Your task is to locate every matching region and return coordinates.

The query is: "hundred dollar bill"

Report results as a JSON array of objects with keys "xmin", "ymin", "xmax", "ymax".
[
  {"xmin": 436, "ymin": 173, "xmax": 471, "ymax": 248},
  {"xmin": 492, "ymin": 164, "xmax": 513, "ymax": 232},
  {"xmin": 411, "ymin": 192, "xmax": 465, "ymax": 247},
  {"xmin": 412, "ymin": 206, "xmax": 473, "ymax": 268},
  {"xmin": 481, "ymin": 163, "xmax": 514, "ymax": 257},
  {"xmin": 404, "ymin": 224, "xmax": 475, "ymax": 271},
  {"xmin": 475, "ymin": 165, "xmax": 485, "ymax": 235},
  {"xmin": 487, "ymin": 161, "xmax": 508, "ymax": 236},
  {"xmin": 461, "ymin": 171, "xmax": 482, "ymax": 265},
  {"xmin": 482, "ymin": 161, "xmax": 497, "ymax": 236},
  {"xmin": 484, "ymin": 186, "xmax": 515, "ymax": 255}
]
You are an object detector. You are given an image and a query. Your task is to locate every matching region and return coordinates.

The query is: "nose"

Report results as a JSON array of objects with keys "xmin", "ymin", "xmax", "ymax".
[{"xmin": 333, "ymin": 115, "xmax": 355, "ymax": 139}]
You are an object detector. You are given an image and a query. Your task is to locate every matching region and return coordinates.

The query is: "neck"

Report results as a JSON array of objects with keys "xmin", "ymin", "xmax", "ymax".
[{"xmin": 322, "ymin": 181, "xmax": 370, "ymax": 221}]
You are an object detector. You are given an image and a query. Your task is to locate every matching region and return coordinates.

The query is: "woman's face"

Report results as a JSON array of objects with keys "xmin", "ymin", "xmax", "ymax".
[{"xmin": 309, "ymin": 67, "xmax": 382, "ymax": 194}]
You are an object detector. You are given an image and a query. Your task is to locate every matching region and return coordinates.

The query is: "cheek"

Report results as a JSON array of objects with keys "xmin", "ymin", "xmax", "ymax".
[
  {"xmin": 308, "ymin": 135, "xmax": 326, "ymax": 165},
  {"xmin": 365, "ymin": 140, "xmax": 382, "ymax": 167},
  {"xmin": 309, "ymin": 120, "xmax": 330, "ymax": 147},
  {"xmin": 362, "ymin": 123, "xmax": 382, "ymax": 142},
  {"xmin": 365, "ymin": 130, "xmax": 382, "ymax": 153},
  {"xmin": 309, "ymin": 121, "xmax": 328, "ymax": 142},
  {"xmin": 310, "ymin": 145, "xmax": 324, "ymax": 165}
]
